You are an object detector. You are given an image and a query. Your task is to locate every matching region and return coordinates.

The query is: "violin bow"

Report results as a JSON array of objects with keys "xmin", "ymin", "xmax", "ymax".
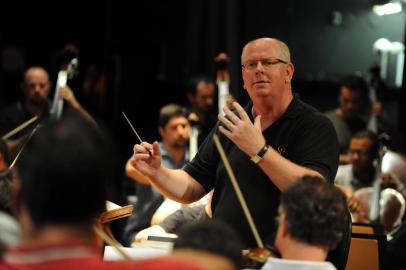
[
  {"xmin": 2, "ymin": 116, "xmax": 38, "ymax": 140},
  {"xmin": 213, "ymin": 134, "xmax": 264, "ymax": 248},
  {"xmin": 93, "ymin": 226, "xmax": 131, "ymax": 261},
  {"xmin": 9, "ymin": 125, "xmax": 39, "ymax": 169}
]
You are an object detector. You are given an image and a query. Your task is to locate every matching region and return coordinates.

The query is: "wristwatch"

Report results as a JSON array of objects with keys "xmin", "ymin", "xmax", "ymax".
[{"xmin": 250, "ymin": 144, "xmax": 269, "ymax": 164}]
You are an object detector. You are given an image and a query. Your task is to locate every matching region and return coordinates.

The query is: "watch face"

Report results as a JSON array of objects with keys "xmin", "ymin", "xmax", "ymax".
[{"xmin": 251, "ymin": 155, "xmax": 262, "ymax": 164}]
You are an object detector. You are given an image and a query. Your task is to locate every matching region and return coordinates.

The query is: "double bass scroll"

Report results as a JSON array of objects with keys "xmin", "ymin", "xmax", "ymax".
[
  {"xmin": 215, "ymin": 52, "xmax": 231, "ymax": 115},
  {"xmin": 50, "ymin": 57, "xmax": 79, "ymax": 121}
]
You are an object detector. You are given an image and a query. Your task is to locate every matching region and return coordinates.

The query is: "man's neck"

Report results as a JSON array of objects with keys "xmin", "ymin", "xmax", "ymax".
[
  {"xmin": 252, "ymin": 92, "xmax": 293, "ymax": 130},
  {"xmin": 353, "ymin": 167, "xmax": 375, "ymax": 187},
  {"xmin": 280, "ymin": 240, "xmax": 328, "ymax": 262},
  {"xmin": 21, "ymin": 224, "xmax": 96, "ymax": 247},
  {"xmin": 163, "ymin": 142, "xmax": 186, "ymax": 164}
]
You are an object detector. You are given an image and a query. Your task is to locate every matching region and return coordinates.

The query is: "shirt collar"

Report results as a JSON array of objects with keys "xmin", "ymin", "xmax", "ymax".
[{"xmin": 247, "ymin": 94, "xmax": 305, "ymax": 122}]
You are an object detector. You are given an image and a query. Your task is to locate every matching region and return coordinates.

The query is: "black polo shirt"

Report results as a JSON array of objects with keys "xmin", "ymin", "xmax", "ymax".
[{"xmin": 183, "ymin": 95, "xmax": 339, "ymax": 247}]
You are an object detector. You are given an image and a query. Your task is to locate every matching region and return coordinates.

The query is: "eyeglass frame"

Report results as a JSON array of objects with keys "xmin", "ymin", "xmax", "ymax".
[{"xmin": 241, "ymin": 58, "xmax": 288, "ymax": 71}]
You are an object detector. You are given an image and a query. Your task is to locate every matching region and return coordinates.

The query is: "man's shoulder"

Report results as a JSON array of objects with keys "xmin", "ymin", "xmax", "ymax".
[
  {"xmin": 0, "ymin": 102, "xmax": 23, "ymax": 117},
  {"xmin": 262, "ymin": 257, "xmax": 337, "ymax": 270},
  {"xmin": 294, "ymin": 99, "xmax": 336, "ymax": 129},
  {"xmin": 335, "ymin": 164, "xmax": 353, "ymax": 185}
]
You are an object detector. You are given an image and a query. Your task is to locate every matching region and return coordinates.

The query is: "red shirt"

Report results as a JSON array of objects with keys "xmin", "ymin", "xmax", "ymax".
[{"xmin": 0, "ymin": 241, "xmax": 202, "ymax": 270}]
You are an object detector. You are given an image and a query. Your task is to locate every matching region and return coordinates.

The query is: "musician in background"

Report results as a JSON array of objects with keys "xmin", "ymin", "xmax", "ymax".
[
  {"xmin": 335, "ymin": 130, "xmax": 379, "ymax": 192},
  {"xmin": 325, "ymin": 75, "xmax": 369, "ymax": 164},
  {"xmin": 335, "ymin": 130, "xmax": 406, "ymax": 231},
  {"xmin": 326, "ymin": 74, "xmax": 399, "ymax": 164},
  {"xmin": 185, "ymin": 75, "xmax": 217, "ymax": 146},
  {"xmin": 260, "ymin": 176, "xmax": 348, "ymax": 270},
  {"xmin": 123, "ymin": 103, "xmax": 190, "ymax": 245},
  {"xmin": 0, "ymin": 66, "xmax": 95, "ymax": 140}
]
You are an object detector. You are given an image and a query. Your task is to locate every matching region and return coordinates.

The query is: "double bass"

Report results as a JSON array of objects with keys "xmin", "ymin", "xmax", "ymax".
[
  {"xmin": 50, "ymin": 56, "xmax": 79, "ymax": 121},
  {"xmin": 188, "ymin": 52, "xmax": 233, "ymax": 159}
]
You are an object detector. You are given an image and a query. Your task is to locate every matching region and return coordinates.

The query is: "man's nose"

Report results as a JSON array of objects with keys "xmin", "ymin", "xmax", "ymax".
[
  {"xmin": 255, "ymin": 61, "xmax": 265, "ymax": 71},
  {"xmin": 206, "ymin": 98, "xmax": 214, "ymax": 107}
]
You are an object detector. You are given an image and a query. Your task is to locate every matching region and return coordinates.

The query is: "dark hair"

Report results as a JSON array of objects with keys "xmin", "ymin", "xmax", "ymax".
[
  {"xmin": 174, "ymin": 219, "xmax": 243, "ymax": 269},
  {"xmin": 17, "ymin": 115, "xmax": 115, "ymax": 228},
  {"xmin": 280, "ymin": 176, "xmax": 348, "ymax": 250},
  {"xmin": 340, "ymin": 74, "xmax": 369, "ymax": 102},
  {"xmin": 185, "ymin": 75, "xmax": 214, "ymax": 96},
  {"xmin": 352, "ymin": 130, "xmax": 379, "ymax": 158},
  {"xmin": 158, "ymin": 103, "xmax": 188, "ymax": 128}
]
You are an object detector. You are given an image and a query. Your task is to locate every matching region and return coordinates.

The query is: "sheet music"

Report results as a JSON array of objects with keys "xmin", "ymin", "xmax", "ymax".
[{"xmin": 103, "ymin": 245, "xmax": 171, "ymax": 261}]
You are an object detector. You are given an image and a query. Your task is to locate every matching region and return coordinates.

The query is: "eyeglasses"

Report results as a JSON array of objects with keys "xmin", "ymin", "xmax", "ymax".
[{"xmin": 242, "ymin": 58, "xmax": 288, "ymax": 71}]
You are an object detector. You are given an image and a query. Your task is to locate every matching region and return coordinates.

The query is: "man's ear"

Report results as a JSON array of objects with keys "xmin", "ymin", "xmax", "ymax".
[
  {"xmin": 158, "ymin": 127, "xmax": 164, "ymax": 138},
  {"xmin": 285, "ymin": 63, "xmax": 294, "ymax": 84},
  {"xmin": 280, "ymin": 214, "xmax": 289, "ymax": 237}
]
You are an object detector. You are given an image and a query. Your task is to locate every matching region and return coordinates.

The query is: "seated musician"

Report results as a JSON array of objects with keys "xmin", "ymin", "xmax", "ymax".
[
  {"xmin": 259, "ymin": 175, "xmax": 348, "ymax": 270},
  {"xmin": 335, "ymin": 130, "xmax": 406, "ymax": 232},
  {"xmin": 0, "ymin": 66, "xmax": 95, "ymax": 140}
]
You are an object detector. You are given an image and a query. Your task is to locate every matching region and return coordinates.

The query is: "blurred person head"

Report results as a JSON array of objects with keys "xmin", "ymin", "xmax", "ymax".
[
  {"xmin": 158, "ymin": 104, "xmax": 190, "ymax": 149},
  {"xmin": 21, "ymin": 67, "xmax": 51, "ymax": 108},
  {"xmin": 275, "ymin": 176, "xmax": 348, "ymax": 260},
  {"xmin": 186, "ymin": 75, "xmax": 215, "ymax": 113},
  {"xmin": 349, "ymin": 130, "xmax": 378, "ymax": 177},
  {"xmin": 13, "ymin": 115, "xmax": 115, "ymax": 240},
  {"xmin": 338, "ymin": 75, "xmax": 369, "ymax": 120},
  {"xmin": 174, "ymin": 219, "xmax": 243, "ymax": 270}
]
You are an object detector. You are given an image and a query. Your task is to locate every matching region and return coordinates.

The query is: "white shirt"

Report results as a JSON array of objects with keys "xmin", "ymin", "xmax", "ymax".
[{"xmin": 259, "ymin": 257, "xmax": 337, "ymax": 270}]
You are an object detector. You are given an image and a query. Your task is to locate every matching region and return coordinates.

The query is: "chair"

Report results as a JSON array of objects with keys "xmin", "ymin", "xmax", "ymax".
[
  {"xmin": 327, "ymin": 209, "xmax": 352, "ymax": 270},
  {"xmin": 345, "ymin": 232, "xmax": 386, "ymax": 270},
  {"xmin": 352, "ymin": 222, "xmax": 384, "ymax": 235}
]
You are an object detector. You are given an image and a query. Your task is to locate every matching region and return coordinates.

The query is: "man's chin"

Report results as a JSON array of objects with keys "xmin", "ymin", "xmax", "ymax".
[
  {"xmin": 173, "ymin": 142, "xmax": 188, "ymax": 149},
  {"xmin": 30, "ymin": 98, "xmax": 46, "ymax": 106}
]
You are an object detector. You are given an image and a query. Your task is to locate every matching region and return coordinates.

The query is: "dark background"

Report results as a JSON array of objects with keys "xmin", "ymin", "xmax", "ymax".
[{"xmin": 1, "ymin": 0, "xmax": 405, "ymax": 200}]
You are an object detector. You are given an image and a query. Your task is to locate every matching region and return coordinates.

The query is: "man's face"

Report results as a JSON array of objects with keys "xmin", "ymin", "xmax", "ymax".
[
  {"xmin": 193, "ymin": 81, "xmax": 215, "ymax": 112},
  {"xmin": 23, "ymin": 68, "xmax": 50, "ymax": 106},
  {"xmin": 339, "ymin": 87, "xmax": 362, "ymax": 120},
  {"xmin": 159, "ymin": 116, "xmax": 190, "ymax": 149},
  {"xmin": 349, "ymin": 137, "xmax": 374, "ymax": 173},
  {"xmin": 241, "ymin": 39, "xmax": 293, "ymax": 102}
]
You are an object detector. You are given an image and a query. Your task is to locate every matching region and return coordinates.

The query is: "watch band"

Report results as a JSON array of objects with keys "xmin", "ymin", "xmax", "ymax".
[{"xmin": 250, "ymin": 144, "xmax": 269, "ymax": 164}]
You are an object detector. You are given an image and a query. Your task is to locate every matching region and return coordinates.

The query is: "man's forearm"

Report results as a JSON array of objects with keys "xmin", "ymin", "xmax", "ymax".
[{"xmin": 150, "ymin": 167, "xmax": 206, "ymax": 204}]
